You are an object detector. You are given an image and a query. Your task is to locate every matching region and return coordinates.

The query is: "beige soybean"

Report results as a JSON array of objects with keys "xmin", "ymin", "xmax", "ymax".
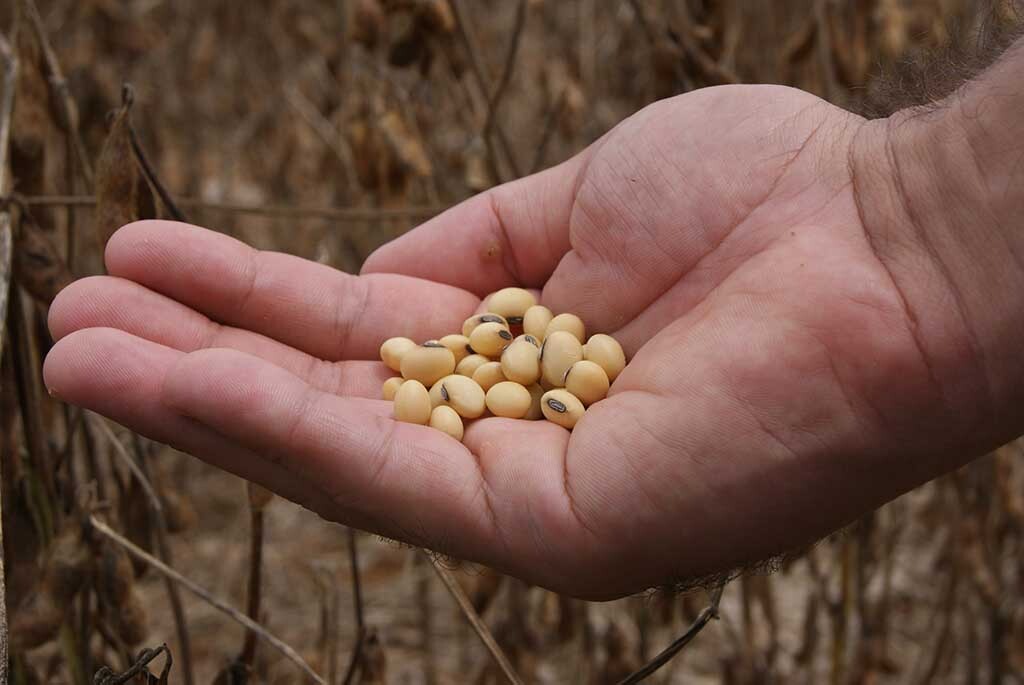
[
  {"xmin": 540, "ymin": 389, "xmax": 585, "ymax": 429},
  {"xmin": 461, "ymin": 313, "xmax": 509, "ymax": 337},
  {"xmin": 469, "ymin": 321, "xmax": 514, "ymax": 358},
  {"xmin": 545, "ymin": 313, "xmax": 586, "ymax": 342},
  {"xmin": 524, "ymin": 383, "xmax": 545, "ymax": 420},
  {"xmin": 434, "ymin": 374, "xmax": 486, "ymax": 419},
  {"xmin": 514, "ymin": 334, "xmax": 540, "ymax": 348},
  {"xmin": 439, "ymin": 334, "xmax": 474, "ymax": 364},
  {"xmin": 400, "ymin": 343, "xmax": 456, "ymax": 386},
  {"xmin": 382, "ymin": 377, "xmax": 404, "ymax": 401},
  {"xmin": 500, "ymin": 339, "xmax": 541, "ymax": 385},
  {"xmin": 564, "ymin": 360, "xmax": 610, "ymax": 405},
  {"xmin": 584, "ymin": 334, "xmax": 626, "ymax": 382},
  {"xmin": 485, "ymin": 381, "xmax": 532, "ymax": 419},
  {"xmin": 394, "ymin": 380, "xmax": 432, "ymax": 425},
  {"xmin": 540, "ymin": 331, "xmax": 583, "ymax": 388},
  {"xmin": 472, "ymin": 361, "xmax": 506, "ymax": 392},
  {"xmin": 522, "ymin": 305, "xmax": 553, "ymax": 341},
  {"xmin": 486, "ymin": 287, "xmax": 537, "ymax": 324},
  {"xmin": 429, "ymin": 406, "xmax": 464, "ymax": 441},
  {"xmin": 380, "ymin": 336, "xmax": 417, "ymax": 372},
  {"xmin": 456, "ymin": 353, "xmax": 490, "ymax": 377}
]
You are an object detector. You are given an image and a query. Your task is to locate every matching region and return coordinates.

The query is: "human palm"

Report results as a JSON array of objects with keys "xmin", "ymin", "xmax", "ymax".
[{"xmin": 46, "ymin": 85, "xmax": 945, "ymax": 599}]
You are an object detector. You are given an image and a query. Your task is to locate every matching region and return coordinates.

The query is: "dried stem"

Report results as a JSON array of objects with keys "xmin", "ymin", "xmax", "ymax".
[
  {"xmin": 615, "ymin": 583, "xmax": 726, "ymax": 685},
  {"xmin": 239, "ymin": 496, "xmax": 266, "ymax": 670},
  {"xmin": 88, "ymin": 515, "xmax": 327, "ymax": 684},
  {"xmin": 813, "ymin": 0, "xmax": 841, "ymax": 103},
  {"xmin": 285, "ymin": 83, "xmax": 359, "ymax": 192},
  {"xmin": 530, "ymin": 89, "xmax": 566, "ymax": 175},
  {"xmin": 425, "ymin": 553, "xmax": 524, "ymax": 685},
  {"xmin": 91, "ymin": 417, "xmax": 195, "ymax": 685},
  {"xmin": 340, "ymin": 528, "xmax": 365, "ymax": 685},
  {"xmin": 482, "ymin": 0, "xmax": 529, "ymax": 183},
  {"xmin": 120, "ymin": 84, "xmax": 187, "ymax": 223}
]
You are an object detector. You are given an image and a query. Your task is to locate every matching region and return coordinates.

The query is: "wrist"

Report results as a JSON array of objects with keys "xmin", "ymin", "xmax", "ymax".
[{"xmin": 849, "ymin": 38, "xmax": 1024, "ymax": 457}]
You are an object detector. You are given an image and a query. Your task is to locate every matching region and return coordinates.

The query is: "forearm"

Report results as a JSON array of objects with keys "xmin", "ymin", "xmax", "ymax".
[{"xmin": 850, "ymin": 35, "xmax": 1024, "ymax": 458}]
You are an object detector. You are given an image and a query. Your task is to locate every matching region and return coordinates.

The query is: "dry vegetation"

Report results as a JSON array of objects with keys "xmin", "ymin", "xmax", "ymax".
[{"xmin": 2, "ymin": 0, "xmax": 1024, "ymax": 683}]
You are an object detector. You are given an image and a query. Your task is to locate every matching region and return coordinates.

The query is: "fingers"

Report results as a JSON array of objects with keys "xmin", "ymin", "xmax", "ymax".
[
  {"xmin": 360, "ymin": 155, "xmax": 587, "ymax": 295},
  {"xmin": 104, "ymin": 221, "xmax": 480, "ymax": 361},
  {"xmin": 48, "ymin": 276, "xmax": 393, "ymax": 398}
]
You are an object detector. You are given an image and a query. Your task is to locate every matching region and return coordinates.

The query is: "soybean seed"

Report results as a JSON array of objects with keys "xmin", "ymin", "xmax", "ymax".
[
  {"xmin": 485, "ymin": 381, "xmax": 532, "ymax": 419},
  {"xmin": 380, "ymin": 337, "xmax": 417, "ymax": 372},
  {"xmin": 472, "ymin": 361, "xmax": 506, "ymax": 392},
  {"xmin": 469, "ymin": 321, "xmax": 514, "ymax": 358},
  {"xmin": 524, "ymin": 383, "xmax": 545, "ymax": 420},
  {"xmin": 433, "ymin": 374, "xmax": 486, "ymax": 419},
  {"xmin": 540, "ymin": 389, "xmax": 585, "ymax": 429},
  {"xmin": 429, "ymin": 405, "xmax": 464, "ymax": 441},
  {"xmin": 462, "ymin": 313, "xmax": 509, "ymax": 337},
  {"xmin": 486, "ymin": 287, "xmax": 537, "ymax": 325},
  {"xmin": 394, "ymin": 380, "xmax": 432, "ymax": 425},
  {"xmin": 439, "ymin": 334, "xmax": 473, "ymax": 364},
  {"xmin": 545, "ymin": 313, "xmax": 586, "ymax": 342},
  {"xmin": 500, "ymin": 339, "xmax": 541, "ymax": 386},
  {"xmin": 456, "ymin": 353, "xmax": 490, "ymax": 377},
  {"xmin": 522, "ymin": 305, "xmax": 553, "ymax": 341},
  {"xmin": 514, "ymin": 334, "xmax": 540, "ymax": 347},
  {"xmin": 382, "ymin": 377, "xmax": 404, "ymax": 401},
  {"xmin": 428, "ymin": 380, "xmax": 446, "ymax": 408},
  {"xmin": 540, "ymin": 330, "xmax": 584, "ymax": 388},
  {"xmin": 563, "ymin": 360, "xmax": 610, "ymax": 405},
  {"xmin": 583, "ymin": 334, "xmax": 626, "ymax": 382},
  {"xmin": 400, "ymin": 343, "xmax": 456, "ymax": 386}
]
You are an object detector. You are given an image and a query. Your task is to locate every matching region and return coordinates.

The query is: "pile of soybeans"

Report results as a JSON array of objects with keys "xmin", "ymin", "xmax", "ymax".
[{"xmin": 380, "ymin": 288, "xmax": 627, "ymax": 442}]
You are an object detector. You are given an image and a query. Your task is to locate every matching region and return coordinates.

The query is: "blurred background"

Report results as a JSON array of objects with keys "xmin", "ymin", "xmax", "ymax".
[{"xmin": 2, "ymin": 0, "xmax": 1024, "ymax": 683}]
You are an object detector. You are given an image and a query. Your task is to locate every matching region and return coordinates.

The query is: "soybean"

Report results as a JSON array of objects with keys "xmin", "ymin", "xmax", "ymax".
[
  {"xmin": 462, "ymin": 313, "xmax": 509, "ymax": 337},
  {"xmin": 400, "ymin": 343, "xmax": 456, "ymax": 386},
  {"xmin": 514, "ymin": 334, "xmax": 540, "ymax": 347},
  {"xmin": 545, "ymin": 313, "xmax": 586, "ymax": 342},
  {"xmin": 584, "ymin": 334, "xmax": 626, "ymax": 382},
  {"xmin": 540, "ymin": 389, "xmax": 585, "ymax": 429},
  {"xmin": 394, "ymin": 380, "xmax": 432, "ymax": 425},
  {"xmin": 456, "ymin": 353, "xmax": 490, "ymax": 377},
  {"xmin": 486, "ymin": 381, "xmax": 532, "ymax": 419},
  {"xmin": 429, "ymin": 405, "xmax": 464, "ymax": 441},
  {"xmin": 434, "ymin": 374, "xmax": 486, "ymax": 419},
  {"xmin": 522, "ymin": 305, "xmax": 553, "ymax": 341},
  {"xmin": 486, "ymin": 287, "xmax": 537, "ymax": 325},
  {"xmin": 472, "ymin": 361, "xmax": 506, "ymax": 392},
  {"xmin": 439, "ymin": 334, "xmax": 474, "ymax": 364},
  {"xmin": 540, "ymin": 331, "xmax": 583, "ymax": 388},
  {"xmin": 382, "ymin": 377, "xmax": 404, "ymax": 401},
  {"xmin": 380, "ymin": 337, "xmax": 417, "ymax": 372},
  {"xmin": 563, "ymin": 360, "xmax": 610, "ymax": 405},
  {"xmin": 469, "ymin": 321, "xmax": 514, "ymax": 358},
  {"xmin": 501, "ymin": 339, "xmax": 541, "ymax": 385}
]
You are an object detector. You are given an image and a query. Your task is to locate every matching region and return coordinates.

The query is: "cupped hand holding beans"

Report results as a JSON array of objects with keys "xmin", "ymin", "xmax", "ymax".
[{"xmin": 42, "ymin": 67, "xmax": 1024, "ymax": 599}]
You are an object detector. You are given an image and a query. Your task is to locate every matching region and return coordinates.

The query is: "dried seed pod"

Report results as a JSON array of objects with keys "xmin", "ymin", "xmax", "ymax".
[
  {"xmin": 515, "ymin": 334, "xmax": 540, "ymax": 347},
  {"xmin": 400, "ymin": 343, "xmax": 456, "ymax": 386},
  {"xmin": 523, "ymin": 305, "xmax": 554, "ymax": 341},
  {"xmin": 434, "ymin": 374, "xmax": 486, "ymax": 418},
  {"xmin": 472, "ymin": 361, "xmax": 506, "ymax": 392},
  {"xmin": 97, "ymin": 543, "xmax": 135, "ymax": 605},
  {"xmin": 10, "ymin": 597, "xmax": 63, "ymax": 651},
  {"xmin": 394, "ymin": 380, "xmax": 432, "ymax": 425},
  {"xmin": 461, "ymin": 313, "xmax": 509, "ymax": 337},
  {"xmin": 469, "ymin": 321, "xmax": 514, "ymax": 358},
  {"xmin": 456, "ymin": 353, "xmax": 490, "ymax": 377},
  {"xmin": 540, "ymin": 331, "xmax": 583, "ymax": 388},
  {"xmin": 485, "ymin": 382, "xmax": 532, "ymax": 419},
  {"xmin": 429, "ymin": 405, "xmax": 464, "ymax": 441},
  {"xmin": 382, "ymin": 377, "xmax": 404, "ymax": 400},
  {"xmin": 380, "ymin": 337, "xmax": 417, "ymax": 372},
  {"xmin": 545, "ymin": 313, "xmax": 586, "ymax": 342},
  {"xmin": 501, "ymin": 339, "xmax": 541, "ymax": 385},
  {"xmin": 584, "ymin": 334, "xmax": 626, "ymax": 382},
  {"xmin": 42, "ymin": 524, "xmax": 90, "ymax": 604},
  {"xmin": 161, "ymin": 487, "xmax": 199, "ymax": 533},
  {"xmin": 524, "ymin": 383, "xmax": 545, "ymax": 420},
  {"xmin": 564, "ymin": 360, "xmax": 610, "ymax": 406},
  {"xmin": 439, "ymin": 334, "xmax": 474, "ymax": 364},
  {"xmin": 541, "ymin": 389, "xmax": 586, "ymax": 429},
  {"xmin": 115, "ymin": 591, "xmax": 149, "ymax": 646},
  {"xmin": 485, "ymin": 287, "xmax": 537, "ymax": 325}
]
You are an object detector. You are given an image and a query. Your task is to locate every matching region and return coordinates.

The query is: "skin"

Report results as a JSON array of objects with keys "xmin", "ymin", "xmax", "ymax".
[{"xmin": 44, "ymin": 40, "xmax": 1024, "ymax": 600}]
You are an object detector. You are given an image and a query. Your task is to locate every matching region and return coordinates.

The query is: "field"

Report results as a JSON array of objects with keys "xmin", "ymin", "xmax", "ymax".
[{"xmin": 2, "ymin": 0, "xmax": 1024, "ymax": 683}]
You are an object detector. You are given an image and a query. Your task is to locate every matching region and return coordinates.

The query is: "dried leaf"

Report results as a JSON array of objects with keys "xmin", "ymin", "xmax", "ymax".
[
  {"xmin": 13, "ymin": 219, "xmax": 73, "ymax": 305},
  {"xmin": 94, "ymin": 94, "xmax": 139, "ymax": 251}
]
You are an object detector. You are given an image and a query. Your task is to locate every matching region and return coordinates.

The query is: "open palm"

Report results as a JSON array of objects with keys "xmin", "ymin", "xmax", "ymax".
[{"xmin": 46, "ymin": 85, "xmax": 955, "ymax": 599}]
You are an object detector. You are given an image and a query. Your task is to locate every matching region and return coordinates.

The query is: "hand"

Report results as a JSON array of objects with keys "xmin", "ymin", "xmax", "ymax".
[{"xmin": 43, "ymin": 83, "xmax": 1012, "ymax": 600}]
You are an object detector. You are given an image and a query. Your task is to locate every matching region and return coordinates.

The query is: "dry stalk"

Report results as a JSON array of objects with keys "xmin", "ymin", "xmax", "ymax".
[
  {"xmin": 813, "ymin": 0, "xmax": 842, "ymax": 103},
  {"xmin": 530, "ymin": 89, "xmax": 567, "ymax": 175},
  {"xmin": 425, "ymin": 552, "xmax": 524, "ymax": 685},
  {"xmin": 88, "ymin": 515, "xmax": 327, "ymax": 684},
  {"xmin": 121, "ymin": 84, "xmax": 187, "ymax": 223},
  {"xmin": 285, "ymin": 83, "xmax": 359, "ymax": 191},
  {"xmin": 340, "ymin": 527, "xmax": 366, "ymax": 685},
  {"xmin": 482, "ymin": 0, "xmax": 529, "ymax": 184},
  {"xmin": 239, "ymin": 483, "xmax": 269, "ymax": 673},
  {"xmin": 0, "ymin": 25, "xmax": 11, "ymax": 660}
]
